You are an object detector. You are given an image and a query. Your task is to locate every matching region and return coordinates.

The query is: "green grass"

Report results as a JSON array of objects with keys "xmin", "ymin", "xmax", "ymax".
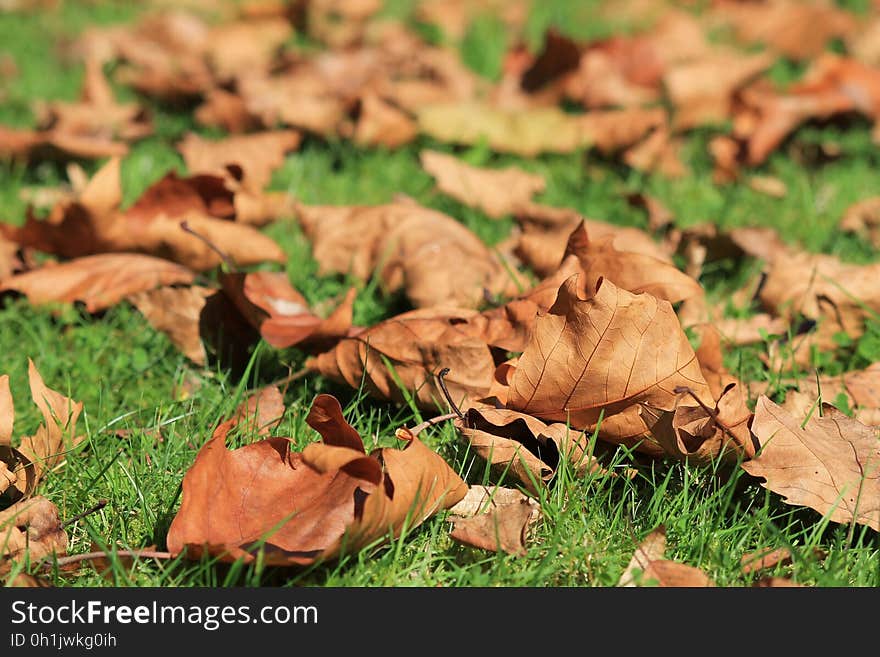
[{"xmin": 1, "ymin": 1, "xmax": 878, "ymax": 587}]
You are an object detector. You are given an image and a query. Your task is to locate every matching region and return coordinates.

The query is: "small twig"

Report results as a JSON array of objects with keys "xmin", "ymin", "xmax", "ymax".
[
  {"xmin": 45, "ymin": 550, "xmax": 175, "ymax": 570},
  {"xmin": 62, "ymin": 499, "xmax": 108, "ymax": 528},
  {"xmin": 180, "ymin": 220, "xmax": 235, "ymax": 270},
  {"xmin": 409, "ymin": 412, "xmax": 459, "ymax": 437},
  {"xmin": 436, "ymin": 368, "xmax": 463, "ymax": 420},
  {"xmin": 673, "ymin": 385, "xmax": 750, "ymax": 454},
  {"xmin": 269, "ymin": 367, "xmax": 310, "ymax": 390}
]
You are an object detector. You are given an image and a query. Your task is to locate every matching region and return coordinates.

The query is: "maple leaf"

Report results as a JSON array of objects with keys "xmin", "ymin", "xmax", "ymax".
[
  {"xmin": 447, "ymin": 485, "xmax": 540, "ymax": 556},
  {"xmin": 294, "ymin": 199, "xmax": 523, "ymax": 309},
  {"xmin": 0, "ymin": 253, "xmax": 195, "ymax": 313},
  {"xmin": 514, "ymin": 203, "xmax": 672, "ymax": 279},
  {"xmin": 420, "ymin": 149, "xmax": 546, "ymax": 219},
  {"xmin": 743, "ymin": 397, "xmax": 880, "ymax": 531},
  {"xmin": 1, "ymin": 158, "xmax": 286, "ymax": 271},
  {"xmin": 712, "ymin": 0, "xmax": 857, "ymax": 61},
  {"xmin": 559, "ymin": 221, "xmax": 703, "ymax": 305},
  {"xmin": 220, "ymin": 271, "xmax": 356, "ymax": 351},
  {"xmin": 1, "ymin": 361, "xmax": 84, "ymax": 506},
  {"xmin": 454, "ymin": 406, "xmax": 615, "ymax": 494},
  {"xmin": 128, "ymin": 286, "xmax": 215, "ymax": 365},
  {"xmin": 1, "ymin": 497, "xmax": 67, "ymax": 576},
  {"xmin": 503, "ymin": 275, "xmax": 712, "ymax": 451},
  {"xmin": 177, "ymin": 130, "xmax": 302, "ymax": 193},
  {"xmin": 167, "ymin": 394, "xmax": 467, "ymax": 565},
  {"xmin": 618, "ymin": 526, "xmax": 715, "ymax": 587}
]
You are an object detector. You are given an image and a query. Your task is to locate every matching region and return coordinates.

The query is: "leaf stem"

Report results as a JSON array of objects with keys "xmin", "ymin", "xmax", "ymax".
[
  {"xmin": 62, "ymin": 499, "xmax": 108, "ymax": 528},
  {"xmin": 46, "ymin": 550, "xmax": 175, "ymax": 570},
  {"xmin": 436, "ymin": 368, "xmax": 464, "ymax": 419},
  {"xmin": 409, "ymin": 412, "xmax": 459, "ymax": 436}
]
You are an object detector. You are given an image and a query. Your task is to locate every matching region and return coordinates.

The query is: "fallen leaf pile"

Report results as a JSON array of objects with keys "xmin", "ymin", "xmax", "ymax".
[{"xmin": 1, "ymin": 0, "xmax": 879, "ymax": 586}]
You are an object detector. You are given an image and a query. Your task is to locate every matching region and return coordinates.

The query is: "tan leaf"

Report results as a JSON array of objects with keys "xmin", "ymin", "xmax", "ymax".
[
  {"xmin": 748, "ymin": 175, "xmax": 788, "ymax": 198},
  {"xmin": 454, "ymin": 407, "xmax": 609, "ymax": 494},
  {"xmin": 514, "ymin": 203, "xmax": 672, "ymax": 278},
  {"xmin": 0, "ymin": 375, "xmax": 12, "ymax": 446},
  {"xmin": 449, "ymin": 487, "xmax": 539, "ymax": 557},
  {"xmin": 420, "ymin": 149, "xmax": 546, "ymax": 219},
  {"xmin": 18, "ymin": 360, "xmax": 85, "ymax": 482},
  {"xmin": 643, "ymin": 382, "xmax": 756, "ymax": 463},
  {"xmin": 735, "ymin": 56, "xmax": 880, "ymax": 166},
  {"xmin": 353, "ymin": 92, "xmax": 418, "ymax": 148},
  {"xmin": 177, "ymin": 130, "xmax": 302, "ymax": 192},
  {"xmin": 294, "ymin": 200, "xmax": 522, "ymax": 308},
  {"xmin": 0, "ymin": 254, "xmax": 195, "ymax": 313},
  {"xmin": 128, "ymin": 285, "xmax": 214, "ymax": 365},
  {"xmin": 664, "ymin": 50, "xmax": 772, "ymax": 130},
  {"xmin": 712, "ymin": 0, "xmax": 857, "ymax": 61},
  {"xmin": 505, "ymin": 276, "xmax": 712, "ymax": 449},
  {"xmin": 743, "ymin": 397, "xmax": 880, "ymax": 531},
  {"xmin": 561, "ymin": 221, "xmax": 703, "ymax": 304},
  {"xmin": 840, "ymin": 197, "xmax": 880, "ymax": 249},
  {"xmin": 622, "ymin": 125, "xmax": 687, "ymax": 178},
  {"xmin": 1, "ymin": 160, "xmax": 286, "ymax": 270},
  {"xmin": 307, "ymin": 309, "xmax": 498, "ymax": 411},
  {"xmin": 741, "ymin": 546, "xmax": 795, "ymax": 575},
  {"xmin": 618, "ymin": 526, "xmax": 667, "ymax": 587},
  {"xmin": 618, "ymin": 526, "xmax": 715, "ymax": 587},
  {"xmin": 166, "ymin": 394, "xmax": 467, "ymax": 565},
  {"xmin": 0, "ymin": 496, "xmax": 67, "ymax": 570},
  {"xmin": 195, "ymin": 88, "xmax": 258, "ymax": 133},
  {"xmin": 416, "ymin": 102, "xmax": 662, "ymax": 157},
  {"xmin": 232, "ymin": 386, "xmax": 285, "ymax": 437},
  {"xmin": 759, "ymin": 251, "xmax": 880, "ymax": 342}
]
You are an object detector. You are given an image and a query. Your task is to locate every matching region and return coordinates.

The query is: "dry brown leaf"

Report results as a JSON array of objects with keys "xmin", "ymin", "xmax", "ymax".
[
  {"xmin": 308, "ymin": 310, "xmax": 499, "ymax": 411},
  {"xmin": 618, "ymin": 525, "xmax": 716, "ymax": 587},
  {"xmin": 220, "ymin": 271, "xmax": 355, "ymax": 351},
  {"xmin": 748, "ymin": 176, "xmax": 788, "ymax": 198},
  {"xmin": 622, "ymin": 125, "xmax": 687, "ymax": 178},
  {"xmin": 840, "ymin": 197, "xmax": 880, "ymax": 248},
  {"xmin": 17, "ymin": 360, "xmax": 85, "ymax": 484},
  {"xmin": 448, "ymin": 486, "xmax": 539, "ymax": 557},
  {"xmin": 712, "ymin": 0, "xmax": 857, "ymax": 61},
  {"xmin": 1, "ymin": 496, "xmax": 67, "ymax": 571},
  {"xmin": 618, "ymin": 526, "xmax": 667, "ymax": 587},
  {"xmin": 743, "ymin": 396, "xmax": 880, "ymax": 531},
  {"xmin": 454, "ymin": 406, "xmax": 611, "ymax": 494},
  {"xmin": 759, "ymin": 251, "xmax": 880, "ymax": 342},
  {"xmin": 735, "ymin": 56, "xmax": 880, "ymax": 166},
  {"xmin": 166, "ymin": 394, "xmax": 467, "ymax": 565},
  {"xmin": 420, "ymin": 149, "xmax": 546, "ymax": 219},
  {"xmin": 642, "ymin": 382, "xmax": 756, "ymax": 463},
  {"xmin": 294, "ymin": 200, "xmax": 522, "ymax": 309},
  {"xmin": 740, "ymin": 546, "xmax": 794, "ymax": 575},
  {"xmin": 353, "ymin": 92, "xmax": 418, "ymax": 148},
  {"xmin": 504, "ymin": 276, "xmax": 712, "ymax": 451},
  {"xmin": 416, "ymin": 103, "xmax": 663, "ymax": 157},
  {"xmin": 797, "ymin": 363, "xmax": 880, "ymax": 415},
  {"xmin": 1, "ymin": 253, "xmax": 196, "ymax": 313},
  {"xmin": 665, "ymin": 50, "xmax": 772, "ymax": 130},
  {"xmin": 1, "ymin": 159, "xmax": 286, "ymax": 271},
  {"xmin": 232, "ymin": 386, "xmax": 285, "ymax": 437},
  {"xmin": 0, "ymin": 57, "xmax": 151, "ymax": 161},
  {"xmin": 561, "ymin": 221, "xmax": 703, "ymax": 305},
  {"xmin": 195, "ymin": 88, "xmax": 259, "ymax": 133},
  {"xmin": 514, "ymin": 203, "xmax": 672, "ymax": 278},
  {"xmin": 177, "ymin": 130, "xmax": 302, "ymax": 192},
  {"xmin": 714, "ymin": 315, "xmax": 789, "ymax": 346},
  {"xmin": 128, "ymin": 285, "xmax": 213, "ymax": 365}
]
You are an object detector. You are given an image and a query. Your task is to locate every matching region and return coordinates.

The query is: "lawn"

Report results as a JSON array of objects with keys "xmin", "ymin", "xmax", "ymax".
[{"xmin": 1, "ymin": 0, "xmax": 878, "ymax": 587}]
